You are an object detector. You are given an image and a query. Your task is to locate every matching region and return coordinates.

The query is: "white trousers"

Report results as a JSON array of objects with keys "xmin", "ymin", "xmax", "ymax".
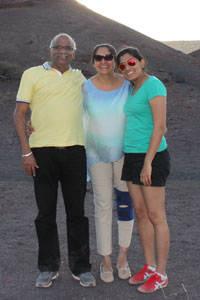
[{"xmin": 89, "ymin": 158, "xmax": 134, "ymax": 256}]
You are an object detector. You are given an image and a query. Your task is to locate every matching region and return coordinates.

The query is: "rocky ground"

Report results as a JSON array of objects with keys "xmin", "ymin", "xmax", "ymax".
[{"xmin": 0, "ymin": 77, "xmax": 200, "ymax": 300}]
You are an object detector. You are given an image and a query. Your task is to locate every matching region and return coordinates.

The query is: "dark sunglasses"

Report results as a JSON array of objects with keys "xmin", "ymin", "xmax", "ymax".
[
  {"xmin": 94, "ymin": 54, "xmax": 114, "ymax": 62},
  {"xmin": 118, "ymin": 59, "xmax": 136, "ymax": 72}
]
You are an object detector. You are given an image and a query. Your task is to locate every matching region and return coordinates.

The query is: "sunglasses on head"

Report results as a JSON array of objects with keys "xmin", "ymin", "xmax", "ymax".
[
  {"xmin": 94, "ymin": 54, "xmax": 114, "ymax": 62},
  {"xmin": 118, "ymin": 59, "xmax": 136, "ymax": 72}
]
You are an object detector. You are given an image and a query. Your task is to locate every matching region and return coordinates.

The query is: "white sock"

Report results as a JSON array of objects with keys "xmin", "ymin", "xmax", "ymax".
[
  {"xmin": 147, "ymin": 265, "xmax": 156, "ymax": 272},
  {"xmin": 155, "ymin": 271, "xmax": 168, "ymax": 280}
]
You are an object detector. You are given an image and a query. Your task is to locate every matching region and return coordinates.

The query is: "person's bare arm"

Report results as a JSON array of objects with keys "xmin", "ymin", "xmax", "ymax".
[
  {"xmin": 13, "ymin": 102, "xmax": 39, "ymax": 177},
  {"xmin": 140, "ymin": 96, "xmax": 167, "ymax": 186}
]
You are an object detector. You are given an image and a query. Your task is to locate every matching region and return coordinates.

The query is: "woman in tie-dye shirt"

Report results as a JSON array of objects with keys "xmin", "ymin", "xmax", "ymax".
[{"xmin": 83, "ymin": 44, "xmax": 135, "ymax": 283}]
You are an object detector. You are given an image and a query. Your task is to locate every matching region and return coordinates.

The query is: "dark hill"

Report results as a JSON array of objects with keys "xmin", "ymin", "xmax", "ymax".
[
  {"xmin": 189, "ymin": 49, "xmax": 200, "ymax": 60},
  {"xmin": 0, "ymin": 0, "xmax": 200, "ymax": 87}
]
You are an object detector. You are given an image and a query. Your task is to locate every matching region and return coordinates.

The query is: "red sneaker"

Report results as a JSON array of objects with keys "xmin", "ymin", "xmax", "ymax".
[
  {"xmin": 138, "ymin": 272, "xmax": 168, "ymax": 293},
  {"xmin": 129, "ymin": 264, "xmax": 155, "ymax": 285}
]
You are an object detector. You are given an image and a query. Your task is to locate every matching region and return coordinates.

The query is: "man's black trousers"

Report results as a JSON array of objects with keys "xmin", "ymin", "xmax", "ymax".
[{"xmin": 32, "ymin": 146, "xmax": 91, "ymax": 276}]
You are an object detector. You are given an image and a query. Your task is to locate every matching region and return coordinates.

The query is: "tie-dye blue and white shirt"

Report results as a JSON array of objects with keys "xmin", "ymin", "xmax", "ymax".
[{"xmin": 83, "ymin": 78, "xmax": 131, "ymax": 169}]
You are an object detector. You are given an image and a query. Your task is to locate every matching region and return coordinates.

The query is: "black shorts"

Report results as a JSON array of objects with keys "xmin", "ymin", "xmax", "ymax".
[{"xmin": 121, "ymin": 149, "xmax": 170, "ymax": 187}]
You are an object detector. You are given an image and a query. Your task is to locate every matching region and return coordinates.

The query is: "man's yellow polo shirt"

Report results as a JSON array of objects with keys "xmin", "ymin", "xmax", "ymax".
[{"xmin": 17, "ymin": 62, "xmax": 86, "ymax": 148}]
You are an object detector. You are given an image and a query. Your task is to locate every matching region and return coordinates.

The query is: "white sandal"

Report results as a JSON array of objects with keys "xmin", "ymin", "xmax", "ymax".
[
  {"xmin": 117, "ymin": 264, "xmax": 131, "ymax": 279},
  {"xmin": 100, "ymin": 263, "xmax": 114, "ymax": 283}
]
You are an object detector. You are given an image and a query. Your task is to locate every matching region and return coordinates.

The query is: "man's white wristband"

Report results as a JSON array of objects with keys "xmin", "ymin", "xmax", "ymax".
[{"xmin": 22, "ymin": 151, "xmax": 32, "ymax": 157}]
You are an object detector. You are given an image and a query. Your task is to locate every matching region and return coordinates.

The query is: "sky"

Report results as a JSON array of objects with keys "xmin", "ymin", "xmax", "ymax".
[{"xmin": 77, "ymin": 0, "xmax": 199, "ymax": 41}]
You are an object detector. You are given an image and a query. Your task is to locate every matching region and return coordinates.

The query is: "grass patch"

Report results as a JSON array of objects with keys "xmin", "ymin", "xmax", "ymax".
[{"xmin": 0, "ymin": 61, "xmax": 22, "ymax": 80}]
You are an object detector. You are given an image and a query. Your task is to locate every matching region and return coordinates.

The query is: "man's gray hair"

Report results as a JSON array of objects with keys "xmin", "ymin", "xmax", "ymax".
[{"xmin": 49, "ymin": 33, "xmax": 76, "ymax": 50}]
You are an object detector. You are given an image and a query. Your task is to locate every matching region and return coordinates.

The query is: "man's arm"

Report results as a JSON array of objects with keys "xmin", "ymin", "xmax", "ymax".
[{"xmin": 13, "ymin": 102, "xmax": 39, "ymax": 177}]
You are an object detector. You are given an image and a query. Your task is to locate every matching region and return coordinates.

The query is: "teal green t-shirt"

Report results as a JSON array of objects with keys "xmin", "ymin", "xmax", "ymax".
[{"xmin": 124, "ymin": 76, "xmax": 167, "ymax": 153}]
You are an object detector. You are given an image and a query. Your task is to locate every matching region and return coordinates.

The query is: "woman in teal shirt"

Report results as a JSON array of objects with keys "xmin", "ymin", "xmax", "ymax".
[{"xmin": 117, "ymin": 47, "xmax": 170, "ymax": 294}]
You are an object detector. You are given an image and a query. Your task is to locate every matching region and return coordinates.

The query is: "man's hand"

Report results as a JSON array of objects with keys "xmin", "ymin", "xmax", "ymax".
[
  {"xmin": 27, "ymin": 120, "xmax": 35, "ymax": 135},
  {"xmin": 22, "ymin": 153, "xmax": 39, "ymax": 177}
]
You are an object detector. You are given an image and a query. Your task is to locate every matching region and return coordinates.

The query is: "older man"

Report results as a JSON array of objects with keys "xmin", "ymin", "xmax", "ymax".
[{"xmin": 13, "ymin": 33, "xmax": 96, "ymax": 288}]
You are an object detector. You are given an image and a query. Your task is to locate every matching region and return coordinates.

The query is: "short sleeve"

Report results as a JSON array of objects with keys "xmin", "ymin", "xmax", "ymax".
[
  {"xmin": 16, "ymin": 69, "xmax": 35, "ymax": 103},
  {"xmin": 147, "ymin": 77, "xmax": 167, "ymax": 101}
]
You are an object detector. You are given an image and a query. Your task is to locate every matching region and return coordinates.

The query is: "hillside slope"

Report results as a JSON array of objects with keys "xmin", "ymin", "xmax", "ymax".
[{"xmin": 0, "ymin": 0, "xmax": 200, "ymax": 87}]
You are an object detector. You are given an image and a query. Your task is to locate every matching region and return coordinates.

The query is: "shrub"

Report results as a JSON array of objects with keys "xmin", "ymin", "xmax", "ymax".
[{"xmin": 0, "ymin": 61, "xmax": 22, "ymax": 80}]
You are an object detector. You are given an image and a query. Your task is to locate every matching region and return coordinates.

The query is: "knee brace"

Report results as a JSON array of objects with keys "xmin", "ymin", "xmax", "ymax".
[{"xmin": 114, "ymin": 189, "xmax": 134, "ymax": 221}]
